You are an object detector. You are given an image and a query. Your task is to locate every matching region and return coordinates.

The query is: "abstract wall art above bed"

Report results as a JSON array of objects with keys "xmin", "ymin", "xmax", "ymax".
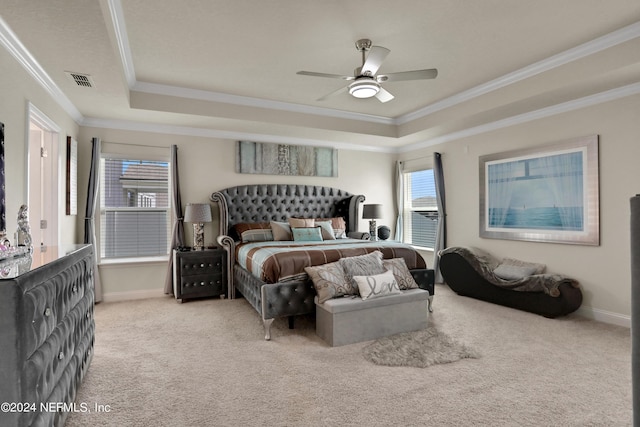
[{"xmin": 236, "ymin": 140, "xmax": 338, "ymax": 177}]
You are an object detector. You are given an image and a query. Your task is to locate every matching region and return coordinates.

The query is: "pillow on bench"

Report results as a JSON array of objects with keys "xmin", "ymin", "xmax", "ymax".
[
  {"xmin": 353, "ymin": 270, "xmax": 402, "ymax": 300},
  {"xmin": 383, "ymin": 258, "xmax": 419, "ymax": 290},
  {"xmin": 339, "ymin": 251, "xmax": 385, "ymax": 289},
  {"xmin": 307, "ymin": 251, "xmax": 424, "ymax": 303},
  {"xmin": 305, "ymin": 261, "xmax": 355, "ymax": 304}
]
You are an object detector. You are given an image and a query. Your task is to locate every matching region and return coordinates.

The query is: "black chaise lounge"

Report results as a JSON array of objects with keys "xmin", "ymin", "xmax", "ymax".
[{"xmin": 439, "ymin": 247, "xmax": 582, "ymax": 318}]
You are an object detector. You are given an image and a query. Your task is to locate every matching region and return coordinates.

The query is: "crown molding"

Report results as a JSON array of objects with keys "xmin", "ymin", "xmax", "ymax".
[
  {"xmin": 0, "ymin": 16, "xmax": 83, "ymax": 123},
  {"xmin": 80, "ymin": 117, "xmax": 396, "ymax": 153},
  {"xmin": 83, "ymin": 81, "xmax": 640, "ymax": 154},
  {"xmin": 397, "ymin": 82, "xmax": 640, "ymax": 153},
  {"xmin": 132, "ymin": 81, "xmax": 396, "ymax": 125},
  {"xmin": 397, "ymin": 21, "xmax": 640, "ymax": 125},
  {"xmin": 107, "ymin": 0, "xmax": 135, "ymax": 88}
]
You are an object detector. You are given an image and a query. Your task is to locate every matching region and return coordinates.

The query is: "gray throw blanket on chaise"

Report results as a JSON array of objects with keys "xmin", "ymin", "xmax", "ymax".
[{"xmin": 439, "ymin": 246, "xmax": 580, "ymax": 297}]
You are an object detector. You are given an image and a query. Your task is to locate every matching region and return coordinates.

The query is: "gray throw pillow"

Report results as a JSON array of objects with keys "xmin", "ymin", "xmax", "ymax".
[
  {"xmin": 383, "ymin": 258, "xmax": 419, "ymax": 290},
  {"xmin": 339, "ymin": 251, "xmax": 385, "ymax": 289},
  {"xmin": 306, "ymin": 261, "xmax": 355, "ymax": 303}
]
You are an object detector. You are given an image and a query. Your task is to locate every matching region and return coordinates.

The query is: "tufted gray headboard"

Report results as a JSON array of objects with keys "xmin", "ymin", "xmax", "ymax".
[{"xmin": 211, "ymin": 184, "xmax": 365, "ymax": 239}]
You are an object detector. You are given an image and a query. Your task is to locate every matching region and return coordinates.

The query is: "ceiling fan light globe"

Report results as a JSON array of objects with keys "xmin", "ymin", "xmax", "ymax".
[{"xmin": 348, "ymin": 80, "xmax": 380, "ymax": 99}]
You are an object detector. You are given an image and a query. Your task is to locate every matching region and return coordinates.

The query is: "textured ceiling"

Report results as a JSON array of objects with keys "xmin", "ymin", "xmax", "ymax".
[{"xmin": 1, "ymin": 0, "xmax": 639, "ymax": 151}]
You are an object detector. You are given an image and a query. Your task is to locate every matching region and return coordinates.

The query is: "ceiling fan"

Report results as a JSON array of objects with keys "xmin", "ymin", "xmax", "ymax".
[{"xmin": 296, "ymin": 38, "xmax": 438, "ymax": 103}]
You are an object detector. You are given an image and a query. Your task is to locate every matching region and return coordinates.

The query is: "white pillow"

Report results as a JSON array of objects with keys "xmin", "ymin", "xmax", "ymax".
[
  {"xmin": 493, "ymin": 257, "xmax": 546, "ymax": 280},
  {"xmin": 493, "ymin": 264, "xmax": 538, "ymax": 280},
  {"xmin": 353, "ymin": 269, "xmax": 402, "ymax": 301}
]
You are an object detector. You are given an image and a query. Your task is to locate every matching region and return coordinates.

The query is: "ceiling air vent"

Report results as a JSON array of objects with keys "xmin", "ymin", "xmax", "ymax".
[{"xmin": 65, "ymin": 71, "xmax": 94, "ymax": 88}]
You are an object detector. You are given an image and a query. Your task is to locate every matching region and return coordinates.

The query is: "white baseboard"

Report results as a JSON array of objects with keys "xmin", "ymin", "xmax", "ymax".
[
  {"xmin": 576, "ymin": 306, "xmax": 630, "ymax": 328},
  {"xmin": 101, "ymin": 288, "xmax": 167, "ymax": 303}
]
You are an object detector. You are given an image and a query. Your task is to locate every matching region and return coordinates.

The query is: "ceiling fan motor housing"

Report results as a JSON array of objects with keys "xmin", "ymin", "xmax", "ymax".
[{"xmin": 296, "ymin": 37, "xmax": 436, "ymax": 103}]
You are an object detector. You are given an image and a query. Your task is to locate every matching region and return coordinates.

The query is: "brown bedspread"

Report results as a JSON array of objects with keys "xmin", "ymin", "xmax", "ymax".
[{"xmin": 236, "ymin": 239, "xmax": 426, "ymax": 283}]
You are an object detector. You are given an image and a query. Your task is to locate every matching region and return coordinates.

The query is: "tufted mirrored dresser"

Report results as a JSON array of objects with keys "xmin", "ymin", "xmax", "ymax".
[{"xmin": 0, "ymin": 244, "xmax": 95, "ymax": 427}]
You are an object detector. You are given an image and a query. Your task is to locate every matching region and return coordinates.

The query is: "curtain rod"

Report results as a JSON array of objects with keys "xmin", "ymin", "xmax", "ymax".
[
  {"xmin": 399, "ymin": 153, "xmax": 437, "ymax": 164},
  {"xmin": 100, "ymin": 140, "xmax": 171, "ymax": 150}
]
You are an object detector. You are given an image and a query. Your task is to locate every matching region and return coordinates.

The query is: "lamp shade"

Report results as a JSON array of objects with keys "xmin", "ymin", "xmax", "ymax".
[
  {"xmin": 362, "ymin": 204, "xmax": 383, "ymax": 219},
  {"xmin": 184, "ymin": 203, "xmax": 212, "ymax": 223}
]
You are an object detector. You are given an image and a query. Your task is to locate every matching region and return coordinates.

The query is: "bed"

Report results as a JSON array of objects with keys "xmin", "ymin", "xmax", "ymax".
[{"xmin": 210, "ymin": 184, "xmax": 431, "ymax": 340}]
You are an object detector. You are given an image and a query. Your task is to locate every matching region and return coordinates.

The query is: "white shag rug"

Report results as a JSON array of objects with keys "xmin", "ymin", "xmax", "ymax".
[{"xmin": 362, "ymin": 324, "xmax": 480, "ymax": 367}]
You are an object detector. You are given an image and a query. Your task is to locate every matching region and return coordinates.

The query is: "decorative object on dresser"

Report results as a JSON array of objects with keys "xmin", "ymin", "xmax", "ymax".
[
  {"xmin": 184, "ymin": 203, "xmax": 212, "ymax": 251},
  {"xmin": 15, "ymin": 204, "xmax": 32, "ymax": 249},
  {"xmin": 0, "ymin": 244, "xmax": 95, "ymax": 427},
  {"xmin": 173, "ymin": 247, "xmax": 227, "ymax": 302},
  {"xmin": 362, "ymin": 204, "xmax": 383, "ymax": 241}
]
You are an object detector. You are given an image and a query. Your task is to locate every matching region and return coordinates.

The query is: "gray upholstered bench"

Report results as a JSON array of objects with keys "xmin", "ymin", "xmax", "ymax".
[{"xmin": 315, "ymin": 288, "xmax": 430, "ymax": 347}]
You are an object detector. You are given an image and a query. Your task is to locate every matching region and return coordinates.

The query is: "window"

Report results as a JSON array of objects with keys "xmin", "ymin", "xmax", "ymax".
[
  {"xmin": 100, "ymin": 157, "xmax": 170, "ymax": 260},
  {"xmin": 402, "ymin": 168, "xmax": 438, "ymax": 250}
]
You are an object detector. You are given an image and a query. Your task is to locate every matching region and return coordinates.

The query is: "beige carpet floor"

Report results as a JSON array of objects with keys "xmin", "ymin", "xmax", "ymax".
[{"xmin": 66, "ymin": 285, "xmax": 631, "ymax": 427}]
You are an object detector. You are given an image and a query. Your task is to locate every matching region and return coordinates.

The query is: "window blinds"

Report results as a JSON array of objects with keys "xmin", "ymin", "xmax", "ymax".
[
  {"xmin": 100, "ymin": 157, "xmax": 171, "ymax": 259},
  {"xmin": 403, "ymin": 169, "xmax": 439, "ymax": 250}
]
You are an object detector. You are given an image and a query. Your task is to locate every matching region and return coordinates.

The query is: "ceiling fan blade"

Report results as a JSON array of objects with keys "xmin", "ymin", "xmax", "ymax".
[
  {"xmin": 317, "ymin": 86, "xmax": 348, "ymax": 101},
  {"xmin": 297, "ymin": 71, "xmax": 355, "ymax": 80},
  {"xmin": 378, "ymin": 68, "xmax": 438, "ymax": 82},
  {"xmin": 361, "ymin": 46, "xmax": 390, "ymax": 76},
  {"xmin": 375, "ymin": 87, "xmax": 394, "ymax": 103}
]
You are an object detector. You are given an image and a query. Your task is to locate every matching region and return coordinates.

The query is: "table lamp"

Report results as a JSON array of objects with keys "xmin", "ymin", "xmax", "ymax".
[
  {"xmin": 184, "ymin": 203, "xmax": 212, "ymax": 250},
  {"xmin": 362, "ymin": 204, "xmax": 383, "ymax": 242}
]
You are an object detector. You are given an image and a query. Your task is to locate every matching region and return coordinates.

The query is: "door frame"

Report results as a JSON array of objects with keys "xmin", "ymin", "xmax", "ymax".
[{"xmin": 26, "ymin": 102, "xmax": 60, "ymax": 248}]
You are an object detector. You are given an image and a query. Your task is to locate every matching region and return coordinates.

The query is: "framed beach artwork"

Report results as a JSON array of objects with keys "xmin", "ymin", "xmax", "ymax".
[{"xmin": 479, "ymin": 135, "xmax": 599, "ymax": 245}]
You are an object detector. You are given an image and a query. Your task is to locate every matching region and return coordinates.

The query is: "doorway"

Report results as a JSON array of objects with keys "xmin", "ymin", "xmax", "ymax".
[{"xmin": 27, "ymin": 104, "xmax": 59, "ymax": 248}]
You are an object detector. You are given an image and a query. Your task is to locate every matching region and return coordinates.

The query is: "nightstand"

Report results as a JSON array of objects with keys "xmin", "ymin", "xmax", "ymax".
[{"xmin": 173, "ymin": 247, "xmax": 227, "ymax": 303}]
